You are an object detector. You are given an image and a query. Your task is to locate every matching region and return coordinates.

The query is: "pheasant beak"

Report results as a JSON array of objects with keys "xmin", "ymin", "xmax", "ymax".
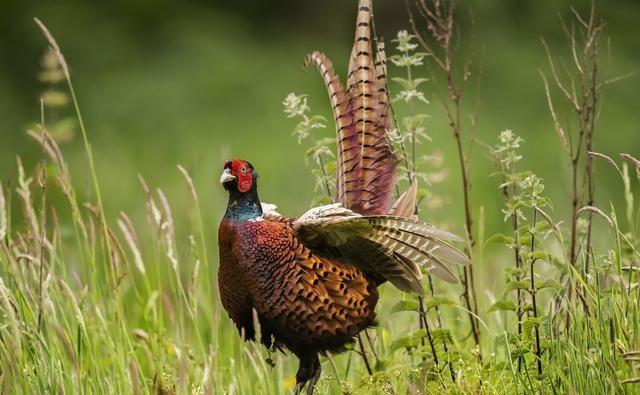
[{"xmin": 219, "ymin": 168, "xmax": 236, "ymax": 185}]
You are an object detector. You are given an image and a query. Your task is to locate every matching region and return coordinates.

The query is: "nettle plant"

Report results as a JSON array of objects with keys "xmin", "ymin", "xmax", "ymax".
[
  {"xmin": 282, "ymin": 93, "xmax": 335, "ymax": 206},
  {"xmin": 386, "ymin": 30, "xmax": 458, "ymax": 381},
  {"xmin": 388, "ymin": 30, "xmax": 430, "ymax": 181},
  {"xmin": 488, "ymin": 130, "xmax": 562, "ymax": 381}
]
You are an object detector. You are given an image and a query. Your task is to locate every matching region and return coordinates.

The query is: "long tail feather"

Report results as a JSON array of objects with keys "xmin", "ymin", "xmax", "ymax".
[
  {"xmin": 389, "ymin": 179, "xmax": 418, "ymax": 219},
  {"xmin": 304, "ymin": 52, "xmax": 353, "ymax": 205},
  {"xmin": 346, "ymin": 0, "xmax": 396, "ymax": 215},
  {"xmin": 306, "ymin": 0, "xmax": 396, "ymax": 216}
]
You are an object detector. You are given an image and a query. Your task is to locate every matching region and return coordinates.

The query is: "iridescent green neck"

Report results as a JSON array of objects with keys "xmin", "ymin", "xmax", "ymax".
[{"xmin": 224, "ymin": 187, "xmax": 262, "ymax": 221}]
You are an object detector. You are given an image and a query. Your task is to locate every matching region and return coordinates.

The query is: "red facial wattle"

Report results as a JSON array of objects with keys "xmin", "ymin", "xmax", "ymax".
[{"xmin": 231, "ymin": 160, "xmax": 253, "ymax": 193}]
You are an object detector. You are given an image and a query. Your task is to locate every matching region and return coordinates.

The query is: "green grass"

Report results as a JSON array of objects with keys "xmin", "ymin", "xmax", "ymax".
[{"xmin": 1, "ymin": 4, "xmax": 640, "ymax": 395}]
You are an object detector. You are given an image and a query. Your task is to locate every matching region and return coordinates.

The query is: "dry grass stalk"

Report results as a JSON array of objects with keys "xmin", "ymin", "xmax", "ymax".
[
  {"xmin": 589, "ymin": 151, "xmax": 621, "ymax": 176},
  {"xmin": 157, "ymin": 188, "xmax": 178, "ymax": 270},
  {"xmin": 620, "ymin": 153, "xmax": 640, "ymax": 181},
  {"xmin": 0, "ymin": 181, "xmax": 6, "ymax": 242},
  {"xmin": 60, "ymin": 279, "xmax": 87, "ymax": 335},
  {"xmin": 37, "ymin": 102, "xmax": 48, "ymax": 332},
  {"xmin": 407, "ymin": 0, "xmax": 481, "ymax": 354},
  {"xmin": 53, "ymin": 324, "xmax": 79, "ymax": 371},
  {"xmin": 129, "ymin": 358, "xmax": 141, "ymax": 395},
  {"xmin": 541, "ymin": 2, "xmax": 604, "ymax": 314},
  {"xmin": 137, "ymin": 174, "xmax": 163, "ymax": 233},
  {"xmin": 577, "ymin": 205, "xmax": 613, "ymax": 227},
  {"xmin": 118, "ymin": 213, "xmax": 146, "ymax": 275},
  {"xmin": 177, "ymin": 165, "xmax": 198, "ymax": 203},
  {"xmin": 178, "ymin": 164, "xmax": 210, "ymax": 272},
  {"xmin": 33, "ymin": 18, "xmax": 69, "ymax": 80},
  {"xmin": 0, "ymin": 278, "xmax": 21, "ymax": 352},
  {"xmin": 28, "ymin": 128, "xmax": 89, "ymax": 243},
  {"xmin": 15, "ymin": 157, "xmax": 41, "ymax": 248},
  {"xmin": 35, "ymin": 17, "xmax": 114, "ymax": 273}
]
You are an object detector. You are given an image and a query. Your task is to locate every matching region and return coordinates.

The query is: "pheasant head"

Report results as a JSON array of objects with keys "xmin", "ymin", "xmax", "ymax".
[{"xmin": 220, "ymin": 159, "xmax": 262, "ymax": 220}]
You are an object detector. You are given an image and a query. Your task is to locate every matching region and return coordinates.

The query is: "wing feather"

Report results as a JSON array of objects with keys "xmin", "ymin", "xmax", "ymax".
[{"xmin": 294, "ymin": 205, "xmax": 469, "ymax": 293}]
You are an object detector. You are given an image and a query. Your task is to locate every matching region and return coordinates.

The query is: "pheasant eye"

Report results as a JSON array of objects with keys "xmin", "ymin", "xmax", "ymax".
[{"xmin": 240, "ymin": 166, "xmax": 247, "ymax": 173}]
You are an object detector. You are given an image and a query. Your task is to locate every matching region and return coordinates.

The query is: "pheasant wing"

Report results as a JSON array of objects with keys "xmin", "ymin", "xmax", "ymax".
[{"xmin": 294, "ymin": 205, "xmax": 470, "ymax": 295}]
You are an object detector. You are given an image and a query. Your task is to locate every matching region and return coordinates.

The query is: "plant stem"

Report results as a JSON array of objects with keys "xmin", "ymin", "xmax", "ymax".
[
  {"xmin": 357, "ymin": 334, "xmax": 373, "ymax": 375},
  {"xmin": 500, "ymin": 167, "xmax": 523, "ymax": 371},
  {"xmin": 419, "ymin": 297, "xmax": 440, "ymax": 368},
  {"xmin": 427, "ymin": 275, "xmax": 455, "ymax": 381},
  {"xmin": 529, "ymin": 209, "xmax": 543, "ymax": 378},
  {"xmin": 405, "ymin": 49, "xmax": 443, "ymax": 369},
  {"xmin": 37, "ymin": 99, "xmax": 46, "ymax": 332},
  {"xmin": 544, "ymin": 3, "xmax": 601, "ymax": 319},
  {"xmin": 406, "ymin": 0, "xmax": 482, "ymax": 355},
  {"xmin": 363, "ymin": 329, "xmax": 380, "ymax": 366},
  {"xmin": 36, "ymin": 19, "xmax": 116, "ymax": 289},
  {"xmin": 382, "ymin": 27, "xmax": 445, "ymax": 372}
]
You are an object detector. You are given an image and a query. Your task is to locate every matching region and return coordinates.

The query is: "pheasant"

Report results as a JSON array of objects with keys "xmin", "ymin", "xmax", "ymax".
[{"xmin": 217, "ymin": 1, "xmax": 469, "ymax": 393}]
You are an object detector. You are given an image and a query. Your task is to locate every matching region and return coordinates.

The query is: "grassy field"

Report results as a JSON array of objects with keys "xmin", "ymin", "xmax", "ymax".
[{"xmin": 1, "ymin": 1, "xmax": 639, "ymax": 394}]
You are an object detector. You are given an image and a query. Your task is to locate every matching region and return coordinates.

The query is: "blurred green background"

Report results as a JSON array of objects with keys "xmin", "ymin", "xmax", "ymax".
[{"xmin": 1, "ymin": 0, "xmax": 639, "ymax": 246}]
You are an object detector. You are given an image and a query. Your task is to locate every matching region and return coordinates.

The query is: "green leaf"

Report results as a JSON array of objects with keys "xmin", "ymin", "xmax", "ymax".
[
  {"xmin": 510, "ymin": 348, "xmax": 531, "ymax": 360},
  {"xmin": 489, "ymin": 170, "xmax": 510, "ymax": 179},
  {"xmin": 530, "ymin": 250, "xmax": 548, "ymax": 261},
  {"xmin": 522, "ymin": 316, "xmax": 542, "ymax": 332},
  {"xmin": 416, "ymin": 188, "xmax": 430, "ymax": 205},
  {"xmin": 425, "ymin": 296, "xmax": 455, "ymax": 311},
  {"xmin": 430, "ymin": 328, "xmax": 452, "ymax": 345},
  {"xmin": 412, "ymin": 78, "xmax": 429, "ymax": 88},
  {"xmin": 520, "ymin": 303, "xmax": 534, "ymax": 313},
  {"xmin": 488, "ymin": 299, "xmax": 517, "ymax": 313},
  {"xmin": 307, "ymin": 114, "xmax": 328, "ymax": 125},
  {"xmin": 390, "ymin": 329, "xmax": 427, "ymax": 352},
  {"xmin": 374, "ymin": 359, "xmax": 390, "ymax": 372},
  {"xmin": 518, "ymin": 235, "xmax": 532, "ymax": 245},
  {"xmin": 505, "ymin": 280, "xmax": 530, "ymax": 292},
  {"xmin": 324, "ymin": 164, "xmax": 336, "ymax": 177},
  {"xmin": 533, "ymin": 221, "xmax": 550, "ymax": 233},
  {"xmin": 314, "ymin": 137, "xmax": 335, "ymax": 148},
  {"xmin": 390, "ymin": 300, "xmax": 419, "ymax": 313},
  {"xmin": 536, "ymin": 279, "xmax": 563, "ymax": 291},
  {"xmin": 485, "ymin": 233, "xmax": 514, "ymax": 246},
  {"xmin": 391, "ymin": 77, "xmax": 413, "ymax": 90}
]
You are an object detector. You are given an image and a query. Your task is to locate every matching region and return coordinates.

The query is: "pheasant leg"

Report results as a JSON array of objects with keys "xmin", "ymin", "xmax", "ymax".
[{"xmin": 294, "ymin": 352, "xmax": 320, "ymax": 395}]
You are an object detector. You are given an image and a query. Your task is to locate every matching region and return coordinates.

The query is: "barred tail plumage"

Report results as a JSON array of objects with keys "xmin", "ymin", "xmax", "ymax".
[
  {"xmin": 306, "ymin": 0, "xmax": 396, "ymax": 216},
  {"xmin": 304, "ymin": 52, "xmax": 353, "ymax": 206}
]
